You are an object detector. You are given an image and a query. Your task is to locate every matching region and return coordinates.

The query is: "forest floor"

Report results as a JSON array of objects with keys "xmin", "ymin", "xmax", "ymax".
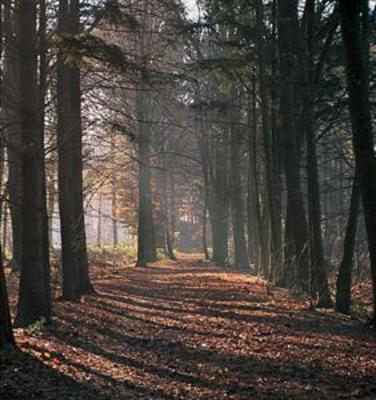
[{"xmin": 2, "ymin": 254, "xmax": 376, "ymax": 399}]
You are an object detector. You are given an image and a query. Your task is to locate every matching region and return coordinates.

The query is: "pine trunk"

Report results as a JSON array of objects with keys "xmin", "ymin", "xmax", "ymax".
[
  {"xmin": 136, "ymin": 82, "xmax": 157, "ymax": 265},
  {"xmin": 339, "ymin": 0, "xmax": 376, "ymax": 324},
  {"xmin": 335, "ymin": 175, "xmax": 360, "ymax": 314},
  {"xmin": 15, "ymin": 0, "xmax": 51, "ymax": 327},
  {"xmin": 278, "ymin": 0, "xmax": 309, "ymax": 290}
]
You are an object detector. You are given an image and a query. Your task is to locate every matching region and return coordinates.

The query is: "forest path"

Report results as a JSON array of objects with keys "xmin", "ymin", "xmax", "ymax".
[{"xmin": 3, "ymin": 255, "xmax": 376, "ymax": 399}]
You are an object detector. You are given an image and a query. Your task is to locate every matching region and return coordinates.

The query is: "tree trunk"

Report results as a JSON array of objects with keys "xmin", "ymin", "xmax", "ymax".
[
  {"xmin": 57, "ymin": 0, "xmax": 93, "ymax": 298},
  {"xmin": 270, "ymin": 0, "xmax": 283, "ymax": 281},
  {"xmin": 202, "ymin": 199, "xmax": 210, "ymax": 261},
  {"xmin": 339, "ymin": 0, "xmax": 376, "ymax": 324},
  {"xmin": 0, "ymin": 0, "xmax": 15, "ymax": 349},
  {"xmin": 255, "ymin": 0, "xmax": 281, "ymax": 280},
  {"xmin": 199, "ymin": 124, "xmax": 212, "ymax": 261},
  {"xmin": 335, "ymin": 174, "xmax": 360, "ymax": 314},
  {"xmin": 302, "ymin": 0, "xmax": 332, "ymax": 308},
  {"xmin": 209, "ymin": 128, "xmax": 229, "ymax": 267},
  {"xmin": 210, "ymin": 199, "xmax": 229, "ymax": 266},
  {"xmin": 2, "ymin": 201, "xmax": 8, "ymax": 255},
  {"xmin": 57, "ymin": 0, "xmax": 81, "ymax": 299},
  {"xmin": 306, "ymin": 122, "xmax": 332, "ymax": 308},
  {"xmin": 0, "ymin": 242, "xmax": 15, "ymax": 349},
  {"xmin": 230, "ymin": 102, "xmax": 249, "ymax": 270},
  {"xmin": 97, "ymin": 193, "xmax": 103, "ymax": 247},
  {"xmin": 2, "ymin": 0, "xmax": 22, "ymax": 272},
  {"xmin": 161, "ymin": 143, "xmax": 175, "ymax": 261},
  {"xmin": 136, "ymin": 81, "xmax": 157, "ymax": 266},
  {"xmin": 47, "ymin": 173, "xmax": 56, "ymax": 248},
  {"xmin": 250, "ymin": 73, "xmax": 269, "ymax": 276},
  {"xmin": 15, "ymin": 0, "xmax": 51, "ymax": 327},
  {"xmin": 278, "ymin": 0, "xmax": 309, "ymax": 290},
  {"xmin": 71, "ymin": 0, "xmax": 92, "ymax": 294},
  {"xmin": 111, "ymin": 139, "xmax": 118, "ymax": 247}
]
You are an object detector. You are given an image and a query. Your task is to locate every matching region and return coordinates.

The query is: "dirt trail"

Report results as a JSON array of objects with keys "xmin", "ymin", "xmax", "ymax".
[{"xmin": 2, "ymin": 255, "xmax": 376, "ymax": 399}]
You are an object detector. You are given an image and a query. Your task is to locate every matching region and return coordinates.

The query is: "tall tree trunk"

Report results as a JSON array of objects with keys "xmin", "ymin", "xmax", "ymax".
[
  {"xmin": 47, "ymin": 172, "xmax": 56, "ymax": 248},
  {"xmin": 3, "ymin": 0, "xmax": 22, "ymax": 272},
  {"xmin": 161, "ymin": 139, "xmax": 175, "ymax": 261},
  {"xmin": 0, "ymin": 0, "xmax": 15, "ymax": 349},
  {"xmin": 202, "ymin": 199, "xmax": 210, "ymax": 261},
  {"xmin": 2, "ymin": 201, "xmax": 8, "ymax": 254},
  {"xmin": 57, "ymin": 0, "xmax": 93, "ymax": 298},
  {"xmin": 15, "ymin": 0, "xmax": 51, "ymax": 327},
  {"xmin": 199, "ymin": 123, "xmax": 212, "ymax": 261},
  {"xmin": 209, "ymin": 129, "xmax": 229, "ymax": 266},
  {"xmin": 136, "ymin": 81, "xmax": 157, "ymax": 266},
  {"xmin": 335, "ymin": 174, "xmax": 360, "ymax": 314},
  {"xmin": 247, "ymin": 77, "xmax": 263, "ymax": 274},
  {"xmin": 255, "ymin": 0, "xmax": 281, "ymax": 280},
  {"xmin": 230, "ymin": 101, "xmax": 248, "ymax": 270},
  {"xmin": 135, "ymin": 3, "xmax": 157, "ymax": 266},
  {"xmin": 0, "ymin": 241, "xmax": 15, "ymax": 348},
  {"xmin": 278, "ymin": 0, "xmax": 309, "ymax": 290},
  {"xmin": 71, "ymin": 0, "xmax": 92, "ymax": 294},
  {"xmin": 210, "ymin": 198, "xmax": 229, "ymax": 266},
  {"xmin": 306, "ymin": 122, "xmax": 332, "ymax": 307},
  {"xmin": 111, "ymin": 140, "xmax": 118, "ymax": 247},
  {"xmin": 302, "ymin": 0, "xmax": 332, "ymax": 307},
  {"xmin": 112, "ymin": 190, "xmax": 118, "ymax": 247},
  {"xmin": 169, "ymin": 170, "xmax": 177, "ymax": 250},
  {"xmin": 97, "ymin": 192, "xmax": 103, "ymax": 247},
  {"xmin": 270, "ymin": 0, "xmax": 284, "ymax": 282},
  {"xmin": 339, "ymin": 0, "xmax": 376, "ymax": 324},
  {"xmin": 57, "ymin": 0, "xmax": 81, "ymax": 299},
  {"xmin": 39, "ymin": 0, "xmax": 51, "ymax": 308}
]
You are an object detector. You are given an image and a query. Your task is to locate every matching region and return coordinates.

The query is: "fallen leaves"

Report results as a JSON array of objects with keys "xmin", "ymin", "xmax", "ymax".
[{"xmin": 2, "ymin": 256, "xmax": 376, "ymax": 399}]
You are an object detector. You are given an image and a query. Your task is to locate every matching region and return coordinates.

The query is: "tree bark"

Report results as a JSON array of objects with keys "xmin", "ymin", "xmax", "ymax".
[
  {"xmin": 0, "ymin": 0, "xmax": 15, "ymax": 349},
  {"xmin": 0, "ymin": 242, "xmax": 15, "ymax": 348},
  {"xmin": 277, "ymin": 0, "xmax": 309, "ymax": 290},
  {"xmin": 209, "ymin": 129, "xmax": 230, "ymax": 266},
  {"xmin": 97, "ymin": 193, "xmax": 103, "ymax": 247},
  {"xmin": 230, "ymin": 100, "xmax": 249, "ymax": 270},
  {"xmin": 255, "ymin": 0, "xmax": 281, "ymax": 280},
  {"xmin": 57, "ymin": 0, "xmax": 93, "ymax": 298},
  {"xmin": 339, "ymin": 0, "xmax": 376, "ymax": 323},
  {"xmin": 71, "ymin": 0, "xmax": 92, "ymax": 294},
  {"xmin": 202, "ymin": 199, "xmax": 210, "ymax": 261},
  {"xmin": 111, "ymin": 139, "xmax": 118, "ymax": 247},
  {"xmin": 57, "ymin": 0, "xmax": 81, "ymax": 299},
  {"xmin": 136, "ymin": 81, "xmax": 157, "ymax": 265},
  {"xmin": 302, "ymin": 0, "xmax": 332, "ymax": 308},
  {"xmin": 15, "ymin": 0, "xmax": 51, "ymax": 327},
  {"xmin": 306, "ymin": 121, "xmax": 332, "ymax": 307},
  {"xmin": 161, "ymin": 139, "xmax": 175, "ymax": 261},
  {"xmin": 247, "ymin": 76, "xmax": 265, "ymax": 274},
  {"xmin": 2, "ymin": 0, "xmax": 22, "ymax": 272},
  {"xmin": 335, "ymin": 174, "xmax": 360, "ymax": 314}
]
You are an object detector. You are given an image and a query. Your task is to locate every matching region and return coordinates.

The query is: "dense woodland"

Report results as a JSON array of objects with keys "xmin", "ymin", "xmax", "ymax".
[{"xmin": 0, "ymin": 0, "xmax": 376, "ymax": 399}]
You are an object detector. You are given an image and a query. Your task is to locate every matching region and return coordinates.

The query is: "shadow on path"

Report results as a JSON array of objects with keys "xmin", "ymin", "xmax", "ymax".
[{"xmin": 5, "ymin": 255, "xmax": 376, "ymax": 399}]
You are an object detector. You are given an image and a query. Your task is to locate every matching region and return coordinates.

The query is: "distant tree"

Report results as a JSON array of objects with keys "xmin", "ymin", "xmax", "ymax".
[{"xmin": 229, "ymin": 90, "xmax": 249, "ymax": 270}]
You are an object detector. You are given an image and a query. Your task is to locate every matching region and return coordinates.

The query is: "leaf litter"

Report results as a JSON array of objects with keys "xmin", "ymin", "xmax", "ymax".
[{"xmin": 2, "ymin": 255, "xmax": 376, "ymax": 399}]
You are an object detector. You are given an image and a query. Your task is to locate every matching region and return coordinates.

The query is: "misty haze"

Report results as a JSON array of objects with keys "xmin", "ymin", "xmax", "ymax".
[{"xmin": 1, "ymin": 1, "xmax": 375, "ymax": 399}]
